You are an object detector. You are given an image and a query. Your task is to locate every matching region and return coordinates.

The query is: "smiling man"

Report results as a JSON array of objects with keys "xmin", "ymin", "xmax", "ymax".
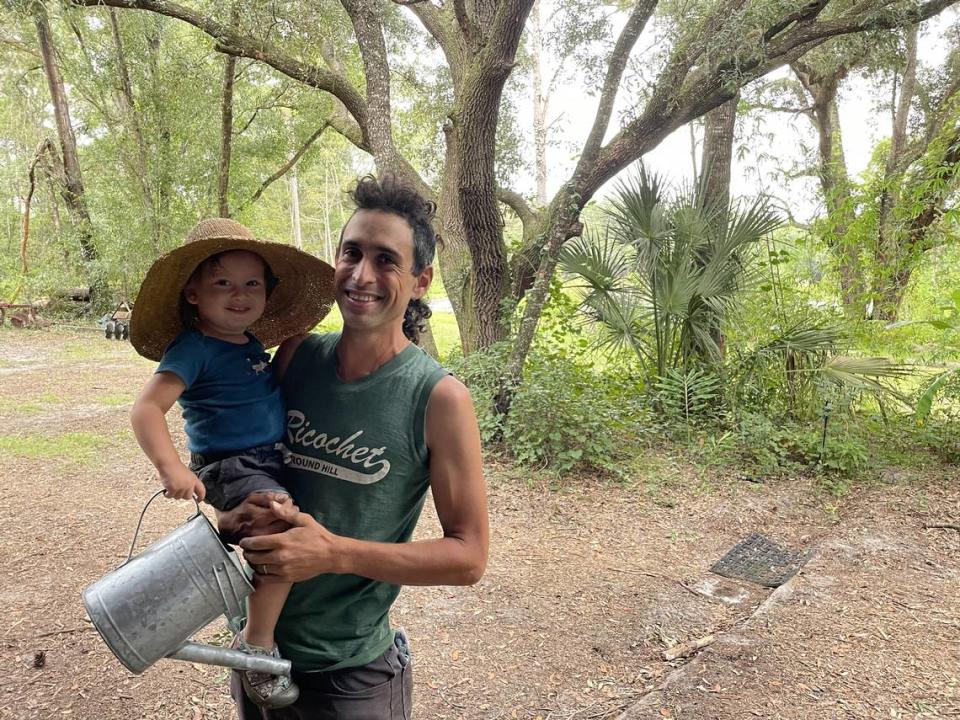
[{"xmin": 221, "ymin": 174, "xmax": 489, "ymax": 719}]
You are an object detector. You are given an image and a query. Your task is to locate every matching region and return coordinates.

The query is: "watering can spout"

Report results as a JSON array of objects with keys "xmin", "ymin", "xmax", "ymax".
[{"xmin": 169, "ymin": 641, "xmax": 291, "ymax": 675}]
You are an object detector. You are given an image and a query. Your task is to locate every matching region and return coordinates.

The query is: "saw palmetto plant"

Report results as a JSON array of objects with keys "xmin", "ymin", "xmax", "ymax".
[{"xmin": 560, "ymin": 165, "xmax": 781, "ymax": 377}]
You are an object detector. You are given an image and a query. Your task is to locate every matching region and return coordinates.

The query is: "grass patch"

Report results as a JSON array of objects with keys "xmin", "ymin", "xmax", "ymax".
[
  {"xmin": 62, "ymin": 337, "xmax": 137, "ymax": 361},
  {"xmin": 0, "ymin": 431, "xmax": 107, "ymax": 465},
  {"xmin": 0, "ymin": 393, "xmax": 63, "ymax": 415},
  {"xmin": 63, "ymin": 343, "xmax": 107, "ymax": 361},
  {"xmin": 431, "ymin": 311, "xmax": 460, "ymax": 358}
]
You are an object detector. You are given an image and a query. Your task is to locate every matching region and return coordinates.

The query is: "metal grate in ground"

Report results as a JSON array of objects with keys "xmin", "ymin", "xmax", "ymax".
[{"xmin": 710, "ymin": 532, "xmax": 812, "ymax": 588}]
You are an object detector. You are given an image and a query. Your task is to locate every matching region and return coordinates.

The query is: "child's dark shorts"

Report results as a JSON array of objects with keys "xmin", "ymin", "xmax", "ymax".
[{"xmin": 189, "ymin": 443, "xmax": 289, "ymax": 512}]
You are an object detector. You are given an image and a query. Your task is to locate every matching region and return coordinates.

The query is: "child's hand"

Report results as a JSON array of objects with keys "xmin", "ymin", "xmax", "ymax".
[{"xmin": 160, "ymin": 463, "xmax": 206, "ymax": 502}]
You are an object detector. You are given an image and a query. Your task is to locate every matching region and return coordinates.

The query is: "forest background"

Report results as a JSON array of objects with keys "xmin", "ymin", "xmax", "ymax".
[{"xmin": 3, "ymin": 0, "xmax": 960, "ymax": 490}]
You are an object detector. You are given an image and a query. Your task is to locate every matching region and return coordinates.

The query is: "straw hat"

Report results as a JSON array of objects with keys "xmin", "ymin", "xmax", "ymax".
[{"xmin": 130, "ymin": 218, "xmax": 335, "ymax": 361}]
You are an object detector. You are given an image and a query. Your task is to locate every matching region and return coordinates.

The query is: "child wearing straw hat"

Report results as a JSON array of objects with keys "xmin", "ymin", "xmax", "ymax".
[{"xmin": 129, "ymin": 218, "xmax": 334, "ymax": 710}]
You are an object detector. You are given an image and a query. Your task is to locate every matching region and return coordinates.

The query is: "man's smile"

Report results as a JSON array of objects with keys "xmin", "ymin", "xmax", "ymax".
[{"xmin": 344, "ymin": 289, "xmax": 382, "ymax": 303}]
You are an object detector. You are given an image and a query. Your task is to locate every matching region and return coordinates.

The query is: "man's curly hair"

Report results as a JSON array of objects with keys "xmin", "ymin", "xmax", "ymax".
[{"xmin": 346, "ymin": 174, "xmax": 441, "ymax": 344}]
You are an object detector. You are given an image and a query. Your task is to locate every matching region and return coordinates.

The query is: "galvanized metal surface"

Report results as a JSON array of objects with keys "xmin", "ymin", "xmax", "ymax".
[
  {"xmin": 82, "ymin": 493, "xmax": 259, "ymax": 675},
  {"xmin": 170, "ymin": 641, "xmax": 290, "ymax": 675}
]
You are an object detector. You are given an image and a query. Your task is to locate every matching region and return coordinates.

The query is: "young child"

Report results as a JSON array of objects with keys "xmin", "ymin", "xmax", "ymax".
[{"xmin": 129, "ymin": 218, "xmax": 333, "ymax": 709}]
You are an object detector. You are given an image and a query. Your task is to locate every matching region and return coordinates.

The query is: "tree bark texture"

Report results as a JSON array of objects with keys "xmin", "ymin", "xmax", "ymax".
[
  {"xmin": 34, "ymin": 3, "xmax": 97, "ymax": 264},
  {"xmin": 437, "ymin": 125, "xmax": 479, "ymax": 353},
  {"xmin": 452, "ymin": 0, "xmax": 536, "ymax": 349},
  {"xmin": 699, "ymin": 92, "xmax": 739, "ymax": 217},
  {"xmin": 217, "ymin": 33, "xmax": 237, "ymax": 218},
  {"xmin": 793, "ymin": 60, "xmax": 864, "ymax": 310},
  {"xmin": 873, "ymin": 27, "xmax": 919, "ymax": 321},
  {"xmin": 698, "ymin": 91, "xmax": 739, "ymax": 357}
]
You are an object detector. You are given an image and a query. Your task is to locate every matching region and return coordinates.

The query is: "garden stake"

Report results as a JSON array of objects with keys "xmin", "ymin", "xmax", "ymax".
[{"xmin": 816, "ymin": 399, "xmax": 832, "ymax": 469}]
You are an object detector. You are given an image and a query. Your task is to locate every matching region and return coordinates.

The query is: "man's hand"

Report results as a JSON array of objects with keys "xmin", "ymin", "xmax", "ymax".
[
  {"xmin": 160, "ymin": 463, "xmax": 205, "ymax": 501},
  {"xmin": 239, "ymin": 501, "xmax": 342, "ymax": 583},
  {"xmin": 215, "ymin": 492, "xmax": 296, "ymax": 545}
]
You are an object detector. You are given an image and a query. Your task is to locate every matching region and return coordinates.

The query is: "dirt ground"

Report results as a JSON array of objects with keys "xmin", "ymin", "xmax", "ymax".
[{"xmin": 0, "ymin": 327, "xmax": 958, "ymax": 720}]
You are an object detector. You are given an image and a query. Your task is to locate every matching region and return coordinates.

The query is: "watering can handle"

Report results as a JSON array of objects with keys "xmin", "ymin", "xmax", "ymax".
[{"xmin": 127, "ymin": 489, "xmax": 203, "ymax": 562}]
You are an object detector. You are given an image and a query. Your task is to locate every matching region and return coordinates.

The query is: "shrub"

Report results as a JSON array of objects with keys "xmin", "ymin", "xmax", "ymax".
[
  {"xmin": 734, "ymin": 410, "xmax": 869, "ymax": 481},
  {"xmin": 448, "ymin": 343, "xmax": 650, "ymax": 477}
]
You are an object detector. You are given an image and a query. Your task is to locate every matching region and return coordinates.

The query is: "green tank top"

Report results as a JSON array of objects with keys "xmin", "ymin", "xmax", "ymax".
[{"xmin": 276, "ymin": 332, "xmax": 448, "ymax": 672}]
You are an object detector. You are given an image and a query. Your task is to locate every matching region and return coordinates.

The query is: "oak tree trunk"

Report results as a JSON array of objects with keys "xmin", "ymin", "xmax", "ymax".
[
  {"xmin": 698, "ymin": 92, "xmax": 739, "ymax": 357},
  {"xmin": 34, "ymin": 3, "xmax": 97, "ymax": 266},
  {"xmin": 218, "ymin": 53, "xmax": 237, "ymax": 217},
  {"xmin": 794, "ymin": 60, "xmax": 863, "ymax": 311},
  {"xmin": 699, "ymin": 93, "xmax": 738, "ymax": 217},
  {"xmin": 872, "ymin": 27, "xmax": 918, "ymax": 320}
]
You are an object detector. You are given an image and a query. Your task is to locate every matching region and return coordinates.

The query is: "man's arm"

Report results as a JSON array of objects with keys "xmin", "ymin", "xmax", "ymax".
[
  {"xmin": 271, "ymin": 333, "xmax": 308, "ymax": 380},
  {"xmin": 241, "ymin": 375, "xmax": 489, "ymax": 586}
]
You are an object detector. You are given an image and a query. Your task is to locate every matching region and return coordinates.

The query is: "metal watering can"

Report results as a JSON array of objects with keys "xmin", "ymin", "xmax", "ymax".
[{"xmin": 82, "ymin": 490, "xmax": 290, "ymax": 676}]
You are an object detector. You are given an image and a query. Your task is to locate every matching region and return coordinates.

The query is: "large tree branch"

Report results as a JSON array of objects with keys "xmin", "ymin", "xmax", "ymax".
[
  {"xmin": 497, "ymin": 188, "xmax": 537, "ymax": 227},
  {"xmin": 71, "ymin": 0, "xmax": 370, "ymax": 136},
  {"xmin": 752, "ymin": 101, "xmax": 815, "ymax": 115},
  {"xmin": 0, "ymin": 34, "xmax": 41, "ymax": 57},
  {"xmin": 577, "ymin": 0, "xmax": 658, "ymax": 174},
  {"xmin": 453, "ymin": 0, "xmax": 479, "ymax": 49},
  {"xmin": 481, "ymin": 0, "xmax": 535, "ymax": 78},
  {"xmin": 765, "ymin": 0, "xmax": 957, "ymax": 61},
  {"xmin": 241, "ymin": 123, "xmax": 329, "ymax": 210},
  {"xmin": 405, "ymin": 1, "xmax": 454, "ymax": 52},
  {"xmin": 904, "ymin": 128, "xmax": 960, "ymax": 251},
  {"xmin": 327, "ymin": 97, "xmax": 370, "ymax": 151},
  {"xmin": 582, "ymin": 0, "xmax": 959, "ymax": 201},
  {"xmin": 763, "ymin": 0, "xmax": 830, "ymax": 42},
  {"xmin": 339, "ymin": 0, "xmax": 399, "ymax": 169},
  {"xmin": 405, "ymin": 2, "xmax": 465, "ymax": 85},
  {"xmin": 888, "ymin": 26, "xmax": 919, "ymax": 176}
]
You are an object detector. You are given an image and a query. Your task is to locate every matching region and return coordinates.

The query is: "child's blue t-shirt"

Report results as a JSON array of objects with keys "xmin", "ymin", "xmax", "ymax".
[{"xmin": 156, "ymin": 330, "xmax": 285, "ymax": 455}]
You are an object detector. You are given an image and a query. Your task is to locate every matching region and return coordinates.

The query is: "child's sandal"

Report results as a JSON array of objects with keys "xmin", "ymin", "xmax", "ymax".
[{"xmin": 231, "ymin": 634, "xmax": 299, "ymax": 709}]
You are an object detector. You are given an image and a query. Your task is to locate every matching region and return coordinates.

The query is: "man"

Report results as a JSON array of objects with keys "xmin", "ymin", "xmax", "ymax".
[{"xmin": 219, "ymin": 174, "xmax": 489, "ymax": 719}]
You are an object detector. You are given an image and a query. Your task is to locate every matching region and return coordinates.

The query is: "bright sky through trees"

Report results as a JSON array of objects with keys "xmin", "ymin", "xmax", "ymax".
[{"xmin": 514, "ymin": 5, "xmax": 958, "ymax": 223}]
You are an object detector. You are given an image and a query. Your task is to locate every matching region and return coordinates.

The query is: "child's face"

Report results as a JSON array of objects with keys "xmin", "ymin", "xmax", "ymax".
[{"xmin": 184, "ymin": 250, "xmax": 268, "ymax": 342}]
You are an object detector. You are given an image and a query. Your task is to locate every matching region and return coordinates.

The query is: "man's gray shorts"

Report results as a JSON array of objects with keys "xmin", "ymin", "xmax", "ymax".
[
  {"xmin": 189, "ymin": 443, "xmax": 289, "ymax": 512},
  {"xmin": 231, "ymin": 630, "xmax": 413, "ymax": 719}
]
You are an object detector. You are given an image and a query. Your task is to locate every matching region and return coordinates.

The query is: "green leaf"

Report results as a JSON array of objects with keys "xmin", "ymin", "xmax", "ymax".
[{"xmin": 916, "ymin": 366, "xmax": 960, "ymax": 421}]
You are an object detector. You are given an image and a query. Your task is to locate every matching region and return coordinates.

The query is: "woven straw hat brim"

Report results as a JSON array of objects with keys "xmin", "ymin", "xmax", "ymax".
[{"xmin": 130, "ymin": 237, "xmax": 335, "ymax": 361}]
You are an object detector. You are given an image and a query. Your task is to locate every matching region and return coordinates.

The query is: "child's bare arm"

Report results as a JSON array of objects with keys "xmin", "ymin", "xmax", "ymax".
[{"xmin": 130, "ymin": 372, "xmax": 206, "ymax": 501}]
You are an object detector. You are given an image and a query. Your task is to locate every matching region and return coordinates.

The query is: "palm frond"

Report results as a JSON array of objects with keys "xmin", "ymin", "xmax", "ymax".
[
  {"xmin": 754, "ymin": 322, "xmax": 846, "ymax": 357},
  {"xmin": 559, "ymin": 231, "xmax": 635, "ymax": 293},
  {"xmin": 916, "ymin": 365, "xmax": 960, "ymax": 420},
  {"xmin": 819, "ymin": 355, "xmax": 914, "ymax": 404},
  {"xmin": 726, "ymin": 195, "xmax": 782, "ymax": 247}
]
